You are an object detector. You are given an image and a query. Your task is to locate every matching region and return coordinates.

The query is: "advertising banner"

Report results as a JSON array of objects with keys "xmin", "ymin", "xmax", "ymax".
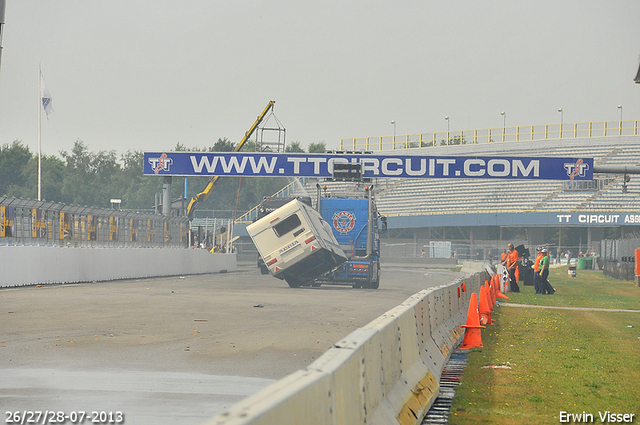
[
  {"xmin": 147, "ymin": 220, "xmax": 154, "ymax": 243},
  {"xmin": 143, "ymin": 152, "xmax": 594, "ymax": 181},
  {"xmin": 109, "ymin": 216, "xmax": 118, "ymax": 241},
  {"xmin": 31, "ymin": 208, "xmax": 46, "ymax": 238},
  {"xmin": 87, "ymin": 215, "xmax": 97, "ymax": 241},
  {"xmin": 129, "ymin": 219, "xmax": 138, "ymax": 242},
  {"xmin": 0, "ymin": 206, "xmax": 6, "ymax": 237},
  {"xmin": 59, "ymin": 212, "xmax": 71, "ymax": 240}
]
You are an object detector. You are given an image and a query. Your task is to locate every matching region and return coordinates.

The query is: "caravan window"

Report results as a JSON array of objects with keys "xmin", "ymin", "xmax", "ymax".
[{"xmin": 274, "ymin": 214, "xmax": 302, "ymax": 237}]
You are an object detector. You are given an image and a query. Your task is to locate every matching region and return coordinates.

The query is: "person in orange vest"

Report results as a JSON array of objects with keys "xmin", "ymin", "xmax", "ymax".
[
  {"xmin": 506, "ymin": 243, "xmax": 521, "ymax": 292},
  {"xmin": 533, "ymin": 246, "xmax": 544, "ymax": 294},
  {"xmin": 500, "ymin": 249, "xmax": 508, "ymax": 266}
]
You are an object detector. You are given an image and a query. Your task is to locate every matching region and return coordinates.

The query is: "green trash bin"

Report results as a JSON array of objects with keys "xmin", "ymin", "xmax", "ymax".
[
  {"xmin": 585, "ymin": 257, "xmax": 593, "ymax": 270},
  {"xmin": 577, "ymin": 257, "xmax": 587, "ymax": 270}
]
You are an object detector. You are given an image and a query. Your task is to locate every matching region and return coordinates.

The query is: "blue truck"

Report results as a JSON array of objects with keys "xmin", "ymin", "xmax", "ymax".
[{"xmin": 315, "ymin": 185, "xmax": 386, "ymax": 289}]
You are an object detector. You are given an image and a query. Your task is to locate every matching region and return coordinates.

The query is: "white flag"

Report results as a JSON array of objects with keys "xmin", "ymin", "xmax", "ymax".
[{"xmin": 40, "ymin": 73, "xmax": 54, "ymax": 118}]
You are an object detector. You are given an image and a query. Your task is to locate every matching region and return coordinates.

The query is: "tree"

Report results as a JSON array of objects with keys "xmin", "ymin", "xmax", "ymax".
[
  {"xmin": 17, "ymin": 155, "xmax": 66, "ymax": 201},
  {"xmin": 209, "ymin": 138, "xmax": 235, "ymax": 152},
  {"xmin": 59, "ymin": 139, "xmax": 122, "ymax": 207},
  {"xmin": 0, "ymin": 140, "xmax": 33, "ymax": 196},
  {"xmin": 285, "ymin": 141, "xmax": 304, "ymax": 153},
  {"xmin": 308, "ymin": 142, "xmax": 326, "ymax": 153}
]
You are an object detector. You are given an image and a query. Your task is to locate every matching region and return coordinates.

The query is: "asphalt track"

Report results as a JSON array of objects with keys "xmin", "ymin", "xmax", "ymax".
[{"xmin": 0, "ymin": 262, "xmax": 464, "ymax": 425}]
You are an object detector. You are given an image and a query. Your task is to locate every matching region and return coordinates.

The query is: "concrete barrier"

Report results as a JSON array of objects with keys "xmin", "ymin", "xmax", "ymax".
[
  {"xmin": 205, "ymin": 270, "xmax": 487, "ymax": 425},
  {"xmin": 0, "ymin": 246, "xmax": 236, "ymax": 288},
  {"xmin": 383, "ymin": 257, "xmax": 458, "ymax": 269},
  {"xmin": 460, "ymin": 261, "xmax": 489, "ymax": 274}
]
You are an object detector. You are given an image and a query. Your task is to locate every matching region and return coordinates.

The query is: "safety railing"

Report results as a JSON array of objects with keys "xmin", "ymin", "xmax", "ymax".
[
  {"xmin": 0, "ymin": 196, "xmax": 188, "ymax": 248},
  {"xmin": 340, "ymin": 120, "xmax": 640, "ymax": 151},
  {"xmin": 234, "ymin": 176, "xmax": 310, "ymax": 224}
]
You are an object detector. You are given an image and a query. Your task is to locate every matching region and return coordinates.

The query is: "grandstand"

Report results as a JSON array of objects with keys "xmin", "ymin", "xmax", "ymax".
[
  {"xmin": 373, "ymin": 137, "xmax": 637, "ymax": 214},
  {"xmin": 235, "ymin": 134, "xmax": 640, "ymax": 259}
]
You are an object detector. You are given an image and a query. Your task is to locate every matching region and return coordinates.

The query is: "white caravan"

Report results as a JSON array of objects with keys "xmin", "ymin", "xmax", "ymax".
[{"xmin": 247, "ymin": 198, "xmax": 347, "ymax": 287}]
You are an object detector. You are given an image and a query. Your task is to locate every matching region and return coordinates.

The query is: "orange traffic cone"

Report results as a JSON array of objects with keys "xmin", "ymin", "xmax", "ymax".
[
  {"xmin": 460, "ymin": 292, "xmax": 485, "ymax": 349},
  {"xmin": 491, "ymin": 275, "xmax": 499, "ymax": 303},
  {"xmin": 486, "ymin": 280, "xmax": 496, "ymax": 307},
  {"xmin": 496, "ymin": 289, "xmax": 510, "ymax": 299},
  {"xmin": 478, "ymin": 285, "xmax": 494, "ymax": 325},
  {"xmin": 490, "ymin": 280, "xmax": 496, "ymax": 306}
]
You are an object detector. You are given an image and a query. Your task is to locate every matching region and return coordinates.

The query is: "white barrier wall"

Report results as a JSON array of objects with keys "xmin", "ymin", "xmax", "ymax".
[
  {"xmin": 0, "ymin": 246, "xmax": 236, "ymax": 287},
  {"xmin": 205, "ymin": 271, "xmax": 488, "ymax": 425}
]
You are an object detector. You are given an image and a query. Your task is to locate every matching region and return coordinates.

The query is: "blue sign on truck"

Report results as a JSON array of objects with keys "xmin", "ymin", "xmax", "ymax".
[{"xmin": 321, "ymin": 198, "xmax": 370, "ymax": 254}]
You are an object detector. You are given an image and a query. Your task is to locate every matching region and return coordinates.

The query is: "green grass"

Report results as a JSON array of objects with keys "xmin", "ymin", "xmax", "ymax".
[
  {"xmin": 449, "ymin": 269, "xmax": 640, "ymax": 424},
  {"xmin": 501, "ymin": 267, "xmax": 640, "ymax": 310}
]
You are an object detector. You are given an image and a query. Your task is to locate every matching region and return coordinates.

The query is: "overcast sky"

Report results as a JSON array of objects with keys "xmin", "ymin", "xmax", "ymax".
[{"xmin": 1, "ymin": 0, "xmax": 639, "ymax": 157}]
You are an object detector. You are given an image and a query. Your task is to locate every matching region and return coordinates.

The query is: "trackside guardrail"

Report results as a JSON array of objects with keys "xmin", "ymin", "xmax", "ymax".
[{"xmin": 204, "ymin": 270, "xmax": 489, "ymax": 425}]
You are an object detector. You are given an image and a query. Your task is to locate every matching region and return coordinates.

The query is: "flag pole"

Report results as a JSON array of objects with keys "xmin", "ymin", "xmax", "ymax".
[{"xmin": 38, "ymin": 63, "xmax": 42, "ymax": 201}]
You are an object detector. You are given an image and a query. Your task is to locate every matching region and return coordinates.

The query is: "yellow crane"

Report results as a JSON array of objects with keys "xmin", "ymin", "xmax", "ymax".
[{"xmin": 186, "ymin": 100, "xmax": 276, "ymax": 218}]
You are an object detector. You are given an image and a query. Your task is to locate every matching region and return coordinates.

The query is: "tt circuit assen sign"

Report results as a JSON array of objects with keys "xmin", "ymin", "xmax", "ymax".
[{"xmin": 144, "ymin": 152, "xmax": 593, "ymax": 181}]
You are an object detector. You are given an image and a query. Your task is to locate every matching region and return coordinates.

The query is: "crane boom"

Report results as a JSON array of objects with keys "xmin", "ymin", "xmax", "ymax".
[{"xmin": 186, "ymin": 101, "xmax": 276, "ymax": 218}]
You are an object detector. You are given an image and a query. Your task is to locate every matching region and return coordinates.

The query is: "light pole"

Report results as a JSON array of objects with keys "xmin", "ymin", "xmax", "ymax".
[
  {"xmin": 391, "ymin": 120, "xmax": 396, "ymax": 148},
  {"xmin": 445, "ymin": 116, "xmax": 450, "ymax": 145},
  {"xmin": 501, "ymin": 111, "xmax": 506, "ymax": 142},
  {"xmin": 618, "ymin": 105, "xmax": 623, "ymax": 135},
  {"xmin": 558, "ymin": 108, "xmax": 563, "ymax": 138}
]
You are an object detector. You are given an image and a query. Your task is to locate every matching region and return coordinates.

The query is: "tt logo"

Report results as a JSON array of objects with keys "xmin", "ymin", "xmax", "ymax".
[
  {"xmin": 564, "ymin": 159, "xmax": 589, "ymax": 180},
  {"xmin": 149, "ymin": 153, "xmax": 173, "ymax": 174}
]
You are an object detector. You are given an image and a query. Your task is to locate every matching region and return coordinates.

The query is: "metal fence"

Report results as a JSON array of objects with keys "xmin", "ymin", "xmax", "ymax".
[
  {"xmin": 599, "ymin": 237, "xmax": 640, "ymax": 263},
  {"xmin": 599, "ymin": 238, "xmax": 640, "ymax": 280},
  {"xmin": 190, "ymin": 217, "xmax": 235, "ymax": 250},
  {"xmin": 0, "ymin": 196, "xmax": 188, "ymax": 248},
  {"xmin": 341, "ymin": 119, "xmax": 639, "ymax": 151}
]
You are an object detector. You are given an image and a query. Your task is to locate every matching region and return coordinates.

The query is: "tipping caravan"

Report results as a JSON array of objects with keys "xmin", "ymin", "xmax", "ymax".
[{"xmin": 246, "ymin": 198, "xmax": 347, "ymax": 287}]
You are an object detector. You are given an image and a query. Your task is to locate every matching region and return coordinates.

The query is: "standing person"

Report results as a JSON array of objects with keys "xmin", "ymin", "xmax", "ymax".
[
  {"xmin": 506, "ymin": 243, "xmax": 521, "ymax": 292},
  {"xmin": 533, "ymin": 246, "xmax": 544, "ymax": 294},
  {"xmin": 501, "ymin": 249, "xmax": 508, "ymax": 266},
  {"xmin": 539, "ymin": 248, "xmax": 555, "ymax": 295}
]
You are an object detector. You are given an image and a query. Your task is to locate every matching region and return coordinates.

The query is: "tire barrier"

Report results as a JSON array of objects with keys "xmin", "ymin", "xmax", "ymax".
[{"xmin": 205, "ymin": 270, "xmax": 488, "ymax": 425}]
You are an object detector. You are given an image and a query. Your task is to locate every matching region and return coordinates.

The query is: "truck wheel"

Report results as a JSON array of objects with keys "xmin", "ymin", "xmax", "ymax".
[
  {"xmin": 370, "ymin": 264, "xmax": 380, "ymax": 289},
  {"xmin": 259, "ymin": 265, "xmax": 269, "ymax": 275}
]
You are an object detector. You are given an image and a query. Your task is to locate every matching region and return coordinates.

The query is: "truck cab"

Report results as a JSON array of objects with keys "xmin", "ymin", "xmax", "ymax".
[{"xmin": 316, "ymin": 186, "xmax": 384, "ymax": 289}]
